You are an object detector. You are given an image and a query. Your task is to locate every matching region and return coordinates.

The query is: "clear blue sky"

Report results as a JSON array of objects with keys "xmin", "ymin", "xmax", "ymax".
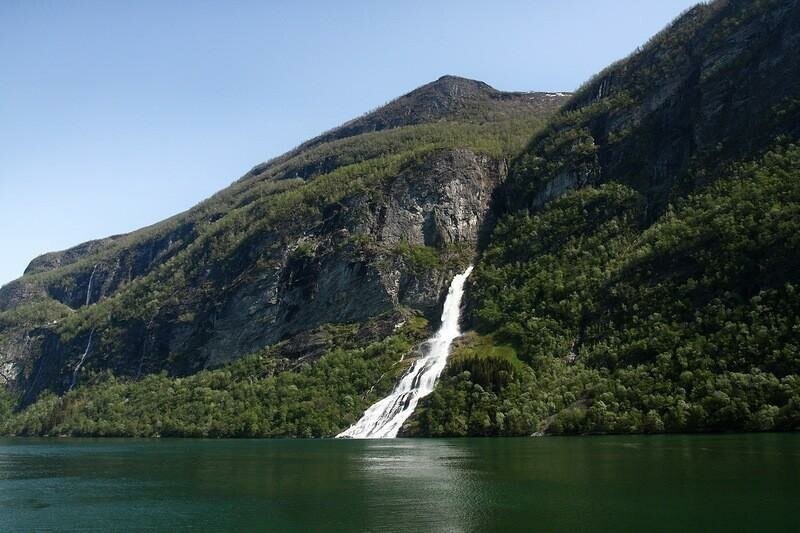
[{"xmin": 0, "ymin": 0, "xmax": 698, "ymax": 287}]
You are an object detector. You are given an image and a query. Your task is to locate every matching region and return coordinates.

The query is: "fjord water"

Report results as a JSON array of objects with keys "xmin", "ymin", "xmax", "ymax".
[
  {"xmin": 338, "ymin": 265, "xmax": 474, "ymax": 439},
  {"xmin": 1, "ymin": 435, "xmax": 798, "ymax": 531}
]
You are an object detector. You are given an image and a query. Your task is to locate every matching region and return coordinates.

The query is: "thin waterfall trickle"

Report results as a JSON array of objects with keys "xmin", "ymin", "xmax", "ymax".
[
  {"xmin": 69, "ymin": 328, "xmax": 95, "ymax": 391},
  {"xmin": 337, "ymin": 265, "xmax": 473, "ymax": 439},
  {"xmin": 85, "ymin": 264, "xmax": 98, "ymax": 306}
]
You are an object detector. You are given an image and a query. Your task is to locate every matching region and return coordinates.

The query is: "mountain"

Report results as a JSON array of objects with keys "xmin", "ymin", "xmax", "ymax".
[
  {"xmin": 2, "ymin": 0, "xmax": 799, "ymax": 438},
  {"xmin": 0, "ymin": 76, "xmax": 567, "ymax": 432},
  {"xmin": 409, "ymin": 0, "xmax": 800, "ymax": 436}
]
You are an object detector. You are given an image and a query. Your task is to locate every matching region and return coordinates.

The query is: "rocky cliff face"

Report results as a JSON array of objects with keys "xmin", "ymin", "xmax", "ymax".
[
  {"xmin": 5, "ymin": 148, "xmax": 505, "ymax": 399},
  {"xmin": 506, "ymin": 0, "xmax": 800, "ymax": 217},
  {"xmin": 194, "ymin": 148, "xmax": 505, "ymax": 369},
  {"xmin": 0, "ymin": 76, "xmax": 566, "ymax": 403},
  {"xmin": 0, "ymin": 218, "xmax": 198, "ymax": 312}
]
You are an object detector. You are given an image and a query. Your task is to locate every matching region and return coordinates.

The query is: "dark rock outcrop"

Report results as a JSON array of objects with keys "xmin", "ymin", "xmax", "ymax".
[{"xmin": 194, "ymin": 148, "xmax": 506, "ymax": 369}]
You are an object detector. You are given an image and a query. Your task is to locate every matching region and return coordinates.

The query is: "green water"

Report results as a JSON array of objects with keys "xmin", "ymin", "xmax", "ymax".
[{"xmin": 0, "ymin": 434, "xmax": 797, "ymax": 531}]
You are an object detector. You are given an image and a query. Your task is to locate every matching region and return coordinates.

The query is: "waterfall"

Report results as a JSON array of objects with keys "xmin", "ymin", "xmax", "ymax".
[
  {"xmin": 337, "ymin": 265, "xmax": 473, "ymax": 439},
  {"xmin": 68, "ymin": 265, "xmax": 98, "ymax": 390},
  {"xmin": 85, "ymin": 264, "xmax": 98, "ymax": 306},
  {"xmin": 69, "ymin": 328, "xmax": 95, "ymax": 391}
]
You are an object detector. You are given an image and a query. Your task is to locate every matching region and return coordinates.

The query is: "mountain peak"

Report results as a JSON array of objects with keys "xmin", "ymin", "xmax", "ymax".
[
  {"xmin": 282, "ymin": 76, "xmax": 569, "ymax": 156},
  {"xmin": 426, "ymin": 75, "xmax": 497, "ymax": 95}
]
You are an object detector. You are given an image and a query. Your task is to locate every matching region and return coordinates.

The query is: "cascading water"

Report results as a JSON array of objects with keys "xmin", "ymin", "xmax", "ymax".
[
  {"xmin": 69, "ymin": 265, "xmax": 99, "ymax": 390},
  {"xmin": 69, "ymin": 328, "xmax": 95, "ymax": 391},
  {"xmin": 85, "ymin": 264, "xmax": 98, "ymax": 306},
  {"xmin": 337, "ymin": 265, "xmax": 473, "ymax": 439}
]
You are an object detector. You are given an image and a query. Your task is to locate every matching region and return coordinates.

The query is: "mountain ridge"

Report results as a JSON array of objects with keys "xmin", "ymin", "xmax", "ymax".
[
  {"xmin": 413, "ymin": 0, "xmax": 800, "ymax": 437},
  {"xmin": 9, "ymin": 75, "xmax": 568, "ymax": 286},
  {"xmin": 2, "ymin": 0, "xmax": 800, "ymax": 438},
  {"xmin": 0, "ymin": 74, "xmax": 567, "ymax": 407}
]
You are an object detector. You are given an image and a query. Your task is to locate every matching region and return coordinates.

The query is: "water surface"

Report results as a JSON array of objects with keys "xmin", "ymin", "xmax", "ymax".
[{"xmin": 1, "ymin": 434, "xmax": 797, "ymax": 531}]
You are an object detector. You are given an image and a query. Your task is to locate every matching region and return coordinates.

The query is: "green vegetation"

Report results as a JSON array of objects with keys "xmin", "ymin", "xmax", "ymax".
[
  {"xmin": 507, "ymin": 0, "xmax": 798, "ymax": 217},
  {"xmin": 394, "ymin": 242, "xmax": 442, "ymax": 272},
  {"xmin": 0, "ymin": 388, "xmax": 12, "ymax": 426},
  {"xmin": 0, "ymin": 79, "xmax": 559, "ymax": 401},
  {"xmin": 411, "ymin": 144, "xmax": 800, "ymax": 436},
  {"xmin": 0, "ymin": 299, "xmax": 72, "ymax": 333},
  {"xmin": 397, "ymin": 0, "xmax": 799, "ymax": 437},
  {"xmin": 3, "ymin": 0, "xmax": 800, "ymax": 439},
  {"xmin": 9, "ymin": 114, "xmax": 550, "ymax": 305},
  {"xmin": 1, "ymin": 317, "xmax": 429, "ymax": 437},
  {"xmin": 447, "ymin": 332, "xmax": 525, "ymax": 388}
]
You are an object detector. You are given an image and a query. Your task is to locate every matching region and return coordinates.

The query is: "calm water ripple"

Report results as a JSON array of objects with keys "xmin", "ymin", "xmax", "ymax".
[{"xmin": 0, "ymin": 434, "xmax": 798, "ymax": 531}]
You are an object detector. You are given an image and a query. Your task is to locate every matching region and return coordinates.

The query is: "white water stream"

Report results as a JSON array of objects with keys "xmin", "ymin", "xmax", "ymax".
[
  {"xmin": 69, "ymin": 328, "xmax": 95, "ymax": 391},
  {"xmin": 337, "ymin": 265, "xmax": 473, "ymax": 439},
  {"xmin": 86, "ymin": 264, "xmax": 98, "ymax": 306}
]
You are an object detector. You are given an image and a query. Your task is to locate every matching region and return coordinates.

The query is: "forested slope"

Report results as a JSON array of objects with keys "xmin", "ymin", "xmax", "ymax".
[
  {"xmin": 0, "ymin": 77, "xmax": 567, "ymax": 435},
  {"xmin": 408, "ymin": 0, "xmax": 800, "ymax": 436},
  {"xmin": 3, "ymin": 0, "xmax": 800, "ymax": 438}
]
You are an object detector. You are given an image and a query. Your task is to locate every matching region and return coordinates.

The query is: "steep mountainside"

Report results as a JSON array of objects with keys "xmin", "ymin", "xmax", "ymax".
[
  {"xmin": 505, "ymin": 0, "xmax": 800, "ymax": 215},
  {"xmin": 2, "ymin": 0, "xmax": 799, "ymax": 438},
  {"xmin": 0, "ymin": 76, "xmax": 567, "ymax": 410},
  {"xmin": 408, "ymin": 0, "xmax": 800, "ymax": 436}
]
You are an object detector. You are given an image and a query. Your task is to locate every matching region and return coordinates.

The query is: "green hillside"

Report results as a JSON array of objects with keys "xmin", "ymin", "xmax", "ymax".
[
  {"xmin": 2, "ymin": 0, "xmax": 800, "ymax": 438},
  {"xmin": 0, "ymin": 77, "xmax": 566, "ymax": 434},
  {"xmin": 410, "ymin": 0, "xmax": 800, "ymax": 436}
]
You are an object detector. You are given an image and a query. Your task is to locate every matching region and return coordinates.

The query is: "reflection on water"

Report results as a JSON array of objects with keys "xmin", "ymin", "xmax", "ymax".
[
  {"xmin": 0, "ymin": 435, "xmax": 798, "ymax": 531},
  {"xmin": 355, "ymin": 440, "xmax": 479, "ymax": 532}
]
